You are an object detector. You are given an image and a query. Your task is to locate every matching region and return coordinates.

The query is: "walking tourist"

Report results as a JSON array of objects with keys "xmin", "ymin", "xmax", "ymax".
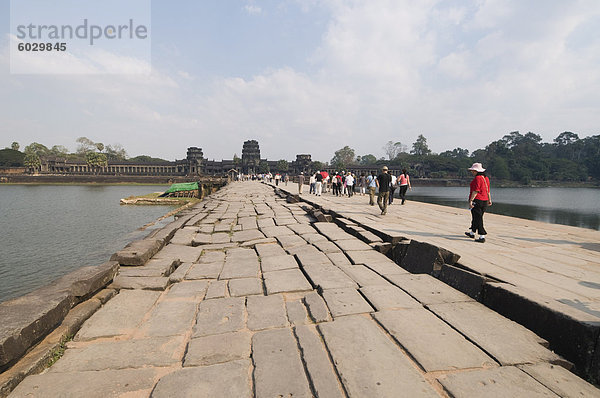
[
  {"xmin": 377, "ymin": 166, "xmax": 392, "ymax": 215},
  {"xmin": 315, "ymin": 171, "xmax": 323, "ymax": 196},
  {"xmin": 345, "ymin": 172, "xmax": 355, "ymax": 197},
  {"xmin": 275, "ymin": 173, "xmax": 281, "ymax": 186},
  {"xmin": 398, "ymin": 169, "xmax": 411, "ymax": 205},
  {"xmin": 309, "ymin": 173, "xmax": 316, "ymax": 194},
  {"xmin": 298, "ymin": 172, "xmax": 305, "ymax": 194},
  {"xmin": 366, "ymin": 171, "xmax": 377, "ymax": 205},
  {"xmin": 389, "ymin": 172, "xmax": 397, "ymax": 204},
  {"xmin": 465, "ymin": 163, "xmax": 492, "ymax": 243},
  {"xmin": 359, "ymin": 173, "xmax": 366, "ymax": 196}
]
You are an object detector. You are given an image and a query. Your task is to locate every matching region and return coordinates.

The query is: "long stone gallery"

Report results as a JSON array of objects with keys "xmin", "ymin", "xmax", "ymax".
[{"xmin": 2, "ymin": 180, "xmax": 600, "ymax": 397}]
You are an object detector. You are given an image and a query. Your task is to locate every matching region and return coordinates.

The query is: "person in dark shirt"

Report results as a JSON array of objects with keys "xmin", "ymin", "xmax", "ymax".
[{"xmin": 377, "ymin": 166, "xmax": 392, "ymax": 215}]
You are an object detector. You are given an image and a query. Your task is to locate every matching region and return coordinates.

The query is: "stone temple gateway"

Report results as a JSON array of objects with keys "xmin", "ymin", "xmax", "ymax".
[{"xmin": 37, "ymin": 140, "xmax": 312, "ymax": 177}]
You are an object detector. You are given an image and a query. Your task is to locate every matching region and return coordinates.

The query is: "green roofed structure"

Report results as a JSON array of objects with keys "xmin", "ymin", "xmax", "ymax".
[{"xmin": 160, "ymin": 182, "xmax": 199, "ymax": 197}]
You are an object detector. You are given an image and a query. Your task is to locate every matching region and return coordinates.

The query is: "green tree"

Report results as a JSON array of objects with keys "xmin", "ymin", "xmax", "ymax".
[
  {"xmin": 258, "ymin": 162, "xmax": 270, "ymax": 174},
  {"xmin": 358, "ymin": 154, "xmax": 377, "ymax": 165},
  {"xmin": 11, "ymin": 142, "xmax": 19, "ymax": 151},
  {"xmin": 49, "ymin": 145, "xmax": 69, "ymax": 157},
  {"xmin": 440, "ymin": 148, "xmax": 469, "ymax": 158},
  {"xmin": 105, "ymin": 144, "xmax": 127, "ymax": 161},
  {"xmin": 24, "ymin": 142, "xmax": 49, "ymax": 157},
  {"xmin": 76, "ymin": 137, "xmax": 96, "ymax": 154},
  {"xmin": 310, "ymin": 161, "xmax": 324, "ymax": 173},
  {"xmin": 383, "ymin": 141, "xmax": 406, "ymax": 160},
  {"xmin": 24, "ymin": 153, "xmax": 41, "ymax": 173},
  {"xmin": 410, "ymin": 135, "xmax": 431, "ymax": 156},
  {"xmin": 331, "ymin": 146, "xmax": 355, "ymax": 169},
  {"xmin": 0, "ymin": 149, "xmax": 25, "ymax": 167},
  {"xmin": 276, "ymin": 160, "xmax": 289, "ymax": 172},
  {"xmin": 85, "ymin": 152, "xmax": 108, "ymax": 174}
]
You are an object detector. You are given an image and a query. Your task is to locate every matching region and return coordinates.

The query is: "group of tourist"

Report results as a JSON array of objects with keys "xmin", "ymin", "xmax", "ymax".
[{"xmin": 295, "ymin": 162, "xmax": 492, "ymax": 243}]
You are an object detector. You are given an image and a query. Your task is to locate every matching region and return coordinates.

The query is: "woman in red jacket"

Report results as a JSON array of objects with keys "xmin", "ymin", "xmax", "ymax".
[{"xmin": 465, "ymin": 163, "xmax": 492, "ymax": 243}]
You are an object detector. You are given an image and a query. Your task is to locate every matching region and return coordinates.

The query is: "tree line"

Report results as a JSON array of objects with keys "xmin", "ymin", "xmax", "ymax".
[
  {"xmin": 0, "ymin": 138, "xmax": 168, "ymax": 173},
  {"xmin": 2, "ymin": 131, "xmax": 599, "ymax": 183},
  {"xmin": 329, "ymin": 132, "xmax": 600, "ymax": 183}
]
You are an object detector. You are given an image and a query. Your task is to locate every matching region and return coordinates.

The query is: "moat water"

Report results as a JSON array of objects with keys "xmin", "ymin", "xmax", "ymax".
[
  {"xmin": 405, "ymin": 186, "xmax": 600, "ymax": 231},
  {"xmin": 0, "ymin": 185, "xmax": 175, "ymax": 303},
  {"xmin": 1, "ymin": 184, "xmax": 598, "ymax": 303}
]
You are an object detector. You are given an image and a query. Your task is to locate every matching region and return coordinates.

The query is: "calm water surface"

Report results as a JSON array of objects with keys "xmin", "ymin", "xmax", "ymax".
[
  {"xmin": 0, "ymin": 185, "xmax": 175, "ymax": 303},
  {"xmin": 405, "ymin": 187, "xmax": 600, "ymax": 231}
]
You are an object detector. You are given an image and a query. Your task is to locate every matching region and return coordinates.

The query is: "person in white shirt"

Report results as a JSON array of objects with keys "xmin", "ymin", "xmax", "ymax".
[
  {"xmin": 345, "ymin": 172, "xmax": 355, "ymax": 197},
  {"xmin": 389, "ymin": 173, "xmax": 397, "ymax": 204}
]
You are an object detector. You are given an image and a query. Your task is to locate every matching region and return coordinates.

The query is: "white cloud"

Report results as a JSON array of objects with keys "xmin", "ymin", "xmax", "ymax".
[
  {"xmin": 244, "ymin": 5, "xmax": 263, "ymax": 15},
  {"xmin": 3, "ymin": 1, "xmax": 600, "ymax": 162}
]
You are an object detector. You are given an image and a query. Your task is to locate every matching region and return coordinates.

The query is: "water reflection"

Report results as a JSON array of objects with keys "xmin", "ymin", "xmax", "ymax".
[{"xmin": 406, "ymin": 187, "xmax": 600, "ymax": 231}]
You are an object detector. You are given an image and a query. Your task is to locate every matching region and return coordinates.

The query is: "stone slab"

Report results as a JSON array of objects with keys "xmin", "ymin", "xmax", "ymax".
[
  {"xmin": 260, "ymin": 225, "xmax": 295, "ymax": 238},
  {"xmin": 304, "ymin": 291, "xmax": 331, "ymax": 323},
  {"xmin": 285, "ymin": 301, "xmax": 309, "ymax": 325},
  {"xmin": 363, "ymin": 260, "xmax": 407, "ymax": 276},
  {"xmin": 346, "ymin": 250, "xmax": 395, "ymax": 266},
  {"xmin": 301, "ymin": 233, "xmax": 329, "ymax": 244},
  {"xmin": 438, "ymin": 366, "xmax": 559, "ymax": 398},
  {"xmin": 295, "ymin": 246, "xmax": 335, "ymax": 267},
  {"xmin": 312, "ymin": 240, "xmax": 343, "ymax": 254},
  {"xmin": 228, "ymin": 278, "xmax": 263, "ymax": 296},
  {"xmin": 232, "ymin": 229, "xmax": 266, "ymax": 243},
  {"xmin": 247, "ymin": 294, "xmax": 288, "ymax": 330},
  {"xmin": 401, "ymin": 239, "xmax": 460, "ymax": 274},
  {"xmin": 142, "ymin": 301, "xmax": 198, "ymax": 337},
  {"xmin": 302, "ymin": 263, "xmax": 358, "ymax": 290},
  {"xmin": 360, "ymin": 285, "xmax": 421, "ymax": 310},
  {"xmin": 170, "ymin": 228, "xmax": 196, "ymax": 246},
  {"xmin": 263, "ymin": 269, "xmax": 313, "ymax": 294},
  {"xmin": 50, "ymin": 336, "xmax": 184, "ymax": 372},
  {"xmin": 518, "ymin": 362, "xmax": 600, "ymax": 398},
  {"xmin": 374, "ymin": 308, "xmax": 497, "ymax": 372},
  {"xmin": 294, "ymin": 325, "xmax": 345, "ymax": 398},
  {"xmin": 53, "ymin": 261, "xmax": 119, "ymax": 298},
  {"xmin": 151, "ymin": 359, "xmax": 252, "ymax": 398},
  {"xmin": 169, "ymin": 262, "xmax": 193, "ymax": 283},
  {"xmin": 110, "ymin": 239, "xmax": 163, "ymax": 266},
  {"xmin": 75, "ymin": 290, "xmax": 160, "ymax": 340},
  {"xmin": 240, "ymin": 237, "xmax": 278, "ymax": 247},
  {"xmin": 318, "ymin": 315, "xmax": 439, "ymax": 397},
  {"xmin": 9, "ymin": 368, "xmax": 160, "ymax": 398},
  {"xmin": 483, "ymin": 281, "xmax": 599, "ymax": 379},
  {"xmin": 193, "ymin": 297, "xmax": 245, "ymax": 337},
  {"xmin": 184, "ymin": 331, "xmax": 252, "ymax": 367},
  {"xmin": 220, "ymin": 249, "xmax": 260, "ymax": 279},
  {"xmin": 429, "ymin": 301, "xmax": 566, "ymax": 366},
  {"xmin": 336, "ymin": 263, "xmax": 391, "ymax": 287},
  {"xmin": 326, "ymin": 252, "xmax": 353, "ymax": 268},
  {"xmin": 252, "ymin": 328, "xmax": 312, "ymax": 398},
  {"xmin": 387, "ymin": 274, "xmax": 474, "ymax": 305},
  {"xmin": 321, "ymin": 288, "xmax": 374, "ymax": 318},
  {"xmin": 255, "ymin": 243, "xmax": 288, "ymax": 258},
  {"xmin": 288, "ymin": 223, "xmax": 317, "ymax": 235},
  {"xmin": 110, "ymin": 276, "xmax": 170, "ymax": 291},
  {"xmin": 164, "ymin": 280, "xmax": 208, "ymax": 300},
  {"xmin": 186, "ymin": 262, "xmax": 223, "ymax": 280},
  {"xmin": 0, "ymin": 287, "xmax": 73, "ymax": 368},
  {"xmin": 152, "ymin": 244, "xmax": 203, "ymax": 263},
  {"xmin": 260, "ymin": 255, "xmax": 299, "ymax": 272},
  {"xmin": 276, "ymin": 234, "xmax": 307, "ymax": 250},
  {"xmin": 335, "ymin": 239, "xmax": 373, "ymax": 252},
  {"xmin": 198, "ymin": 250, "xmax": 225, "ymax": 263},
  {"xmin": 204, "ymin": 280, "xmax": 228, "ymax": 299}
]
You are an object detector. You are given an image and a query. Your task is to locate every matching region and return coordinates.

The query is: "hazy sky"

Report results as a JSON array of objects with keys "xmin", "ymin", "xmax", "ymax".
[{"xmin": 2, "ymin": 0, "xmax": 600, "ymax": 162}]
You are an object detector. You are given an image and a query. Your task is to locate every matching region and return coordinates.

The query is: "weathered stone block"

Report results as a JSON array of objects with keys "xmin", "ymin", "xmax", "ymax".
[
  {"xmin": 0, "ymin": 286, "xmax": 73, "ymax": 368},
  {"xmin": 110, "ymin": 239, "xmax": 163, "ymax": 266},
  {"xmin": 400, "ymin": 240, "xmax": 460, "ymax": 274}
]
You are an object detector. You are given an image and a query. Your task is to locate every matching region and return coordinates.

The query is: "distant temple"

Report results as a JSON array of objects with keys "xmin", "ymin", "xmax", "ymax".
[{"xmin": 37, "ymin": 140, "xmax": 313, "ymax": 177}]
